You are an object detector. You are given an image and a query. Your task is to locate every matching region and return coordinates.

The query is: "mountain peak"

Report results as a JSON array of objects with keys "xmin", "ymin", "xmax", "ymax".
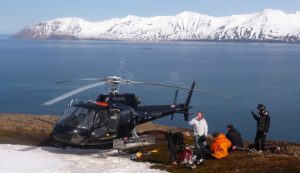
[
  {"xmin": 46, "ymin": 17, "xmax": 86, "ymax": 23},
  {"xmin": 261, "ymin": 9, "xmax": 285, "ymax": 15},
  {"xmin": 177, "ymin": 11, "xmax": 199, "ymax": 15},
  {"xmin": 175, "ymin": 11, "xmax": 206, "ymax": 18},
  {"xmin": 124, "ymin": 15, "xmax": 139, "ymax": 20}
]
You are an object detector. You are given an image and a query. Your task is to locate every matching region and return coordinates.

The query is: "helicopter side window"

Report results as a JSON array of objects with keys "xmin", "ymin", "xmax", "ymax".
[
  {"xmin": 94, "ymin": 110, "xmax": 108, "ymax": 128},
  {"xmin": 77, "ymin": 108, "xmax": 95, "ymax": 129},
  {"xmin": 71, "ymin": 108, "xmax": 88, "ymax": 124}
]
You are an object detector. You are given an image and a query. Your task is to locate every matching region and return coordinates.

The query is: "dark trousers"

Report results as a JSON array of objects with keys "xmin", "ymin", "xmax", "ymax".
[
  {"xmin": 194, "ymin": 145, "xmax": 214, "ymax": 160},
  {"xmin": 255, "ymin": 131, "xmax": 266, "ymax": 150},
  {"xmin": 195, "ymin": 135, "xmax": 206, "ymax": 149},
  {"xmin": 167, "ymin": 135, "xmax": 177, "ymax": 162}
]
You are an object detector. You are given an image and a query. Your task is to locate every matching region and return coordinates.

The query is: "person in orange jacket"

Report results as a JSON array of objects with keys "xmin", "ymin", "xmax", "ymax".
[{"xmin": 210, "ymin": 132, "xmax": 232, "ymax": 159}]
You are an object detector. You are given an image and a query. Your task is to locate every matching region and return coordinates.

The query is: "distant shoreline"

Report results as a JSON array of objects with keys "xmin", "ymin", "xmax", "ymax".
[{"xmin": 6, "ymin": 36, "xmax": 300, "ymax": 44}]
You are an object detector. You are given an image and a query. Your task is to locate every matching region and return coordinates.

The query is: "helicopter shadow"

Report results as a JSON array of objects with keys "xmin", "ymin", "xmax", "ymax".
[
  {"xmin": 18, "ymin": 146, "xmax": 39, "ymax": 151},
  {"xmin": 17, "ymin": 135, "xmax": 125, "ymax": 158},
  {"xmin": 36, "ymin": 136, "xmax": 128, "ymax": 158},
  {"xmin": 41, "ymin": 146, "xmax": 99, "ymax": 155},
  {"xmin": 40, "ymin": 146, "xmax": 132, "ymax": 159}
]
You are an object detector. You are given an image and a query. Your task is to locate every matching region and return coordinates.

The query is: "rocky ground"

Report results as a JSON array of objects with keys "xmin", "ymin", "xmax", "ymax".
[{"xmin": 0, "ymin": 113, "xmax": 299, "ymax": 173}]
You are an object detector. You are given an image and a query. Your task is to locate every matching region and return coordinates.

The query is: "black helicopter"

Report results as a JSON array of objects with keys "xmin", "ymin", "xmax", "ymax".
[{"xmin": 43, "ymin": 76, "xmax": 230, "ymax": 146}]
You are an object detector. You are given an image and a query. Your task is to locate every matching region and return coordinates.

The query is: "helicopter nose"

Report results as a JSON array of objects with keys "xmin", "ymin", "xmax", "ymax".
[{"xmin": 52, "ymin": 124, "xmax": 86, "ymax": 144}]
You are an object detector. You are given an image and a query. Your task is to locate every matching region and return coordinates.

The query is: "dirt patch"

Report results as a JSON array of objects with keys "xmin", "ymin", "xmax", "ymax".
[{"xmin": 0, "ymin": 113, "xmax": 58, "ymax": 145}]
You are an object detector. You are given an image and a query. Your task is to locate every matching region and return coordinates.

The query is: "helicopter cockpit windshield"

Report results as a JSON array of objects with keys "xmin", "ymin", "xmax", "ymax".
[{"xmin": 59, "ymin": 106, "xmax": 95, "ymax": 129}]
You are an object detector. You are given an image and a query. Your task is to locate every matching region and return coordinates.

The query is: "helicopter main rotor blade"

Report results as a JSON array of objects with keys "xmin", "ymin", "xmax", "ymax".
[
  {"xmin": 42, "ymin": 81, "xmax": 106, "ymax": 106},
  {"xmin": 129, "ymin": 81, "xmax": 232, "ymax": 99},
  {"xmin": 55, "ymin": 78, "xmax": 104, "ymax": 84}
]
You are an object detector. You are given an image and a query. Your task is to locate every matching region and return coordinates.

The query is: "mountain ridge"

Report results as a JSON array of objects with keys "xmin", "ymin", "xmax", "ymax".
[{"xmin": 13, "ymin": 9, "xmax": 300, "ymax": 42}]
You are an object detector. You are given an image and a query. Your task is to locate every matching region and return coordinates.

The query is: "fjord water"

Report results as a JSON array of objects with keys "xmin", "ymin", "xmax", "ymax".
[{"xmin": 0, "ymin": 35, "xmax": 300, "ymax": 143}]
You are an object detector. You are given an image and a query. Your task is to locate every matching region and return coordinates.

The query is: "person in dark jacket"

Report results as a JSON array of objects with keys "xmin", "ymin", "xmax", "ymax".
[
  {"xmin": 165, "ymin": 130, "xmax": 185, "ymax": 165},
  {"xmin": 226, "ymin": 124, "xmax": 243, "ymax": 150},
  {"xmin": 251, "ymin": 104, "xmax": 270, "ymax": 151}
]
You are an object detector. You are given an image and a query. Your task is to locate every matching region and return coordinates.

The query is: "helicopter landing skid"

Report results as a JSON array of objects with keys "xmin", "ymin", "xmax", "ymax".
[{"xmin": 96, "ymin": 149, "xmax": 114, "ymax": 158}]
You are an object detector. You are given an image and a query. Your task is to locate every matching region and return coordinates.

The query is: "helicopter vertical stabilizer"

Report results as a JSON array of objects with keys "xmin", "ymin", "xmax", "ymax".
[{"xmin": 184, "ymin": 81, "xmax": 195, "ymax": 121}]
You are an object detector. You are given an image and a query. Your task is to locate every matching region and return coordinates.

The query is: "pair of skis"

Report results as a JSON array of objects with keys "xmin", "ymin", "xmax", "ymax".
[
  {"xmin": 130, "ymin": 149, "xmax": 158, "ymax": 160},
  {"xmin": 96, "ymin": 149, "xmax": 158, "ymax": 159}
]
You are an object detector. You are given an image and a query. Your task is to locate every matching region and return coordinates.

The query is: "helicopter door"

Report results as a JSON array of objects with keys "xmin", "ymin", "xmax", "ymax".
[
  {"xmin": 92, "ymin": 110, "xmax": 109, "ymax": 138},
  {"xmin": 108, "ymin": 109, "xmax": 120, "ymax": 136}
]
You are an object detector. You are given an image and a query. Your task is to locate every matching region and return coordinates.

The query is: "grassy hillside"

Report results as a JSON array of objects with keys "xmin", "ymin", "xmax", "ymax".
[{"xmin": 0, "ymin": 113, "xmax": 299, "ymax": 172}]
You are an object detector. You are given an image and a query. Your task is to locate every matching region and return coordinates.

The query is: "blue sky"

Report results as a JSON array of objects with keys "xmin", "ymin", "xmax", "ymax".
[{"xmin": 0, "ymin": 0, "xmax": 299, "ymax": 34}]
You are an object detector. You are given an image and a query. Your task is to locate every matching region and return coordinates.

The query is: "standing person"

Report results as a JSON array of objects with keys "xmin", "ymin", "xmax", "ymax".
[
  {"xmin": 251, "ymin": 104, "xmax": 270, "ymax": 151},
  {"xmin": 189, "ymin": 111, "xmax": 208, "ymax": 149},
  {"xmin": 226, "ymin": 124, "xmax": 243, "ymax": 150}
]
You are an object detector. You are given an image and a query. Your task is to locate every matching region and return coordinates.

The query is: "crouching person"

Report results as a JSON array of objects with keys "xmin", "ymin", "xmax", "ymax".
[
  {"xmin": 226, "ymin": 124, "xmax": 243, "ymax": 151},
  {"xmin": 165, "ymin": 131, "xmax": 195, "ymax": 168},
  {"xmin": 165, "ymin": 130, "xmax": 185, "ymax": 165},
  {"xmin": 210, "ymin": 132, "xmax": 232, "ymax": 159}
]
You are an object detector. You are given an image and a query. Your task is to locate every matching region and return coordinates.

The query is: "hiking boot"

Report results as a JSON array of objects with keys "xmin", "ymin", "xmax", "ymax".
[
  {"xmin": 248, "ymin": 149, "xmax": 256, "ymax": 153},
  {"xmin": 195, "ymin": 158, "xmax": 204, "ymax": 165},
  {"xmin": 187, "ymin": 163, "xmax": 196, "ymax": 169}
]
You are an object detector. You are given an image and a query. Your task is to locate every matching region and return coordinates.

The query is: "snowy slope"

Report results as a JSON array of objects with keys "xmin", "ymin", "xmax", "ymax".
[
  {"xmin": 0, "ymin": 144, "xmax": 166, "ymax": 173},
  {"xmin": 14, "ymin": 9, "xmax": 300, "ymax": 42}
]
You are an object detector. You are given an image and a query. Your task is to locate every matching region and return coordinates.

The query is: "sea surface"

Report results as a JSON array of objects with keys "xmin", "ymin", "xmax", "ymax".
[{"xmin": 1, "ymin": 35, "xmax": 300, "ymax": 143}]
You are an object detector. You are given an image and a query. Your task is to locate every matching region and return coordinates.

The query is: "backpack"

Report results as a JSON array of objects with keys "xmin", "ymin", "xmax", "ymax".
[{"xmin": 178, "ymin": 145, "xmax": 193, "ymax": 164}]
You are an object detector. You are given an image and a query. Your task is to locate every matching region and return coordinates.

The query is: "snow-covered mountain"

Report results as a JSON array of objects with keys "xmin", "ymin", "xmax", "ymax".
[{"xmin": 14, "ymin": 9, "xmax": 300, "ymax": 42}]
